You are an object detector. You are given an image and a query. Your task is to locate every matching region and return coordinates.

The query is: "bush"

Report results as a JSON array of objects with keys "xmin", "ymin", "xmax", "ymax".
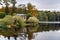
[
  {"xmin": 0, "ymin": 15, "xmax": 26, "ymax": 36},
  {"xmin": 28, "ymin": 17, "xmax": 39, "ymax": 27},
  {"xmin": 0, "ymin": 19, "xmax": 4, "ymax": 26},
  {"xmin": 26, "ymin": 13, "xmax": 32, "ymax": 19},
  {"xmin": 28, "ymin": 17, "xmax": 39, "ymax": 23},
  {"xmin": 0, "ymin": 12, "xmax": 5, "ymax": 18},
  {"xmin": 0, "ymin": 15, "xmax": 14, "ymax": 29},
  {"xmin": 0, "ymin": 15, "xmax": 26, "ymax": 29},
  {"xmin": 3, "ymin": 15, "xmax": 14, "ymax": 25},
  {"xmin": 13, "ymin": 15, "xmax": 26, "ymax": 28}
]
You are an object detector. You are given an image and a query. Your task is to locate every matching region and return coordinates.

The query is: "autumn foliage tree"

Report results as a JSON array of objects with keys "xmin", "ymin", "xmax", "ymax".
[
  {"xmin": 0, "ymin": 0, "xmax": 16, "ymax": 15},
  {"xmin": 0, "ymin": 6, "xmax": 5, "ymax": 12},
  {"xmin": 27, "ymin": 3, "xmax": 38, "ymax": 16},
  {"xmin": 8, "ymin": 7, "xmax": 12, "ymax": 13}
]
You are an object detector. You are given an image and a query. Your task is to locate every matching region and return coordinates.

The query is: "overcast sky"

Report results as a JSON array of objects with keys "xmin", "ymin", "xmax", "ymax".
[
  {"xmin": 0, "ymin": 0, "xmax": 60, "ymax": 11},
  {"xmin": 15, "ymin": 0, "xmax": 60, "ymax": 11}
]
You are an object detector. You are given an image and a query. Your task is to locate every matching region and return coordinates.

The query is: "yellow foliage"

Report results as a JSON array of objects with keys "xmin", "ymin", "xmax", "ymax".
[
  {"xmin": 6, "ymin": 25, "xmax": 11, "ymax": 28},
  {"xmin": 30, "ymin": 10, "xmax": 38, "ymax": 16}
]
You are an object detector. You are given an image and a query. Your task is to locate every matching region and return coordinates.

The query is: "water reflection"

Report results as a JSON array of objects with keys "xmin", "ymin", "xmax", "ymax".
[
  {"xmin": 38, "ymin": 23, "xmax": 60, "ymax": 32},
  {"xmin": 0, "ymin": 23, "xmax": 60, "ymax": 40},
  {"xmin": 33, "ymin": 30, "xmax": 60, "ymax": 40},
  {"xmin": 27, "ymin": 23, "xmax": 60, "ymax": 40}
]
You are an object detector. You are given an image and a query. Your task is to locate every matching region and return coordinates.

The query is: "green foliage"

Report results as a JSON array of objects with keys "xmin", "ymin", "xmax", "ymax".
[
  {"xmin": 45, "ymin": 11, "xmax": 56, "ymax": 21},
  {"xmin": 47, "ymin": 12, "xmax": 55, "ymax": 21},
  {"xmin": 28, "ymin": 17, "xmax": 39, "ymax": 27},
  {"xmin": 12, "ymin": 13, "xmax": 17, "ymax": 16},
  {"xmin": 37, "ymin": 12, "xmax": 47, "ymax": 21},
  {"xmin": 3, "ymin": 15, "xmax": 14, "ymax": 25},
  {"xmin": 13, "ymin": 15, "xmax": 26, "ymax": 28},
  {"xmin": 0, "ymin": 12, "xmax": 5, "ymax": 18},
  {"xmin": 0, "ymin": 25, "xmax": 7, "ymax": 30},
  {"xmin": 0, "ymin": 15, "xmax": 26, "ymax": 37},
  {"xmin": 0, "ymin": 15, "xmax": 26, "ymax": 28},
  {"xmin": 37, "ymin": 11, "xmax": 58, "ymax": 21},
  {"xmin": 26, "ymin": 13, "xmax": 32, "ymax": 19},
  {"xmin": 0, "ymin": 19, "xmax": 5, "ymax": 26},
  {"xmin": 28, "ymin": 17, "xmax": 39, "ymax": 23}
]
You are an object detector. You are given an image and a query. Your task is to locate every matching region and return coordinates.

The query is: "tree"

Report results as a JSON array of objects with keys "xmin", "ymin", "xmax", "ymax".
[
  {"xmin": 26, "ymin": 13, "xmax": 32, "ymax": 19},
  {"xmin": 27, "ymin": 3, "xmax": 38, "ymax": 16},
  {"xmin": 10, "ymin": 0, "xmax": 16, "ymax": 13},
  {"xmin": 0, "ymin": 6, "xmax": 5, "ymax": 12},
  {"xmin": 46, "ymin": 11, "xmax": 55, "ymax": 21},
  {"xmin": 27, "ymin": 3, "xmax": 34, "ymax": 11},
  {"xmin": 3, "ymin": 0, "xmax": 10, "ymax": 15},
  {"xmin": 8, "ymin": 7, "xmax": 12, "ymax": 14},
  {"xmin": 0, "ymin": 0, "xmax": 16, "ymax": 15},
  {"xmin": 37, "ymin": 11, "xmax": 48, "ymax": 21},
  {"xmin": 0, "ymin": 0, "xmax": 10, "ymax": 15}
]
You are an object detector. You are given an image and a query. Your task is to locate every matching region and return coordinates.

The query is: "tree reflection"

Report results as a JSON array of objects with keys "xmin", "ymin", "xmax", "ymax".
[
  {"xmin": 27, "ymin": 23, "xmax": 60, "ymax": 40},
  {"xmin": 38, "ymin": 23, "xmax": 60, "ymax": 32},
  {"xmin": 0, "ymin": 23, "xmax": 60, "ymax": 40},
  {"xmin": 8, "ymin": 36, "xmax": 10, "ymax": 40},
  {"xmin": 28, "ymin": 32, "xmax": 35, "ymax": 40},
  {"xmin": 14, "ymin": 35, "xmax": 17, "ymax": 40}
]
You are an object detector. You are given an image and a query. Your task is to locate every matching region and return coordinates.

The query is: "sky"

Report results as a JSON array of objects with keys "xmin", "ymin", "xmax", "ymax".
[
  {"xmin": 0, "ymin": 0, "xmax": 60, "ymax": 11},
  {"xmin": 16, "ymin": 0, "xmax": 60, "ymax": 11}
]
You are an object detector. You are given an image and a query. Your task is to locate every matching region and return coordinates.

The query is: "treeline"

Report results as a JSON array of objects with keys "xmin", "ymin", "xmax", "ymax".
[
  {"xmin": 0, "ymin": 7, "xmax": 30, "ymax": 14},
  {"xmin": 0, "ymin": 3, "xmax": 38, "ymax": 16},
  {"xmin": 0, "ymin": 2, "xmax": 60, "ymax": 21},
  {"xmin": 37, "ymin": 11, "xmax": 60, "ymax": 21},
  {"xmin": 0, "ymin": 6, "xmax": 26, "ymax": 14},
  {"xmin": 0, "ymin": 6, "xmax": 60, "ymax": 21},
  {"xmin": 0, "ymin": 3, "xmax": 38, "ymax": 19}
]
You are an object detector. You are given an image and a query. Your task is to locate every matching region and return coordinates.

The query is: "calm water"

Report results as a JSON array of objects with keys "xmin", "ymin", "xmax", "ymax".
[{"xmin": 0, "ymin": 24, "xmax": 60, "ymax": 40}]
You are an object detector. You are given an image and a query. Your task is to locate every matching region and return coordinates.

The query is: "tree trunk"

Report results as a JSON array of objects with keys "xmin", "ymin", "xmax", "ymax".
[
  {"xmin": 5, "ymin": 2, "xmax": 9, "ymax": 15},
  {"xmin": 12, "ymin": 2, "xmax": 16, "ymax": 14}
]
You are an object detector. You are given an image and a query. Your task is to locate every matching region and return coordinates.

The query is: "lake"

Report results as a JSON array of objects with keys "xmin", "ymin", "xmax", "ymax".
[{"xmin": 0, "ymin": 23, "xmax": 60, "ymax": 40}]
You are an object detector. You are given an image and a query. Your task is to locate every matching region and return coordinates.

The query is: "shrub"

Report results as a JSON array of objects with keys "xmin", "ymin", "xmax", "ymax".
[
  {"xmin": 0, "ymin": 15, "xmax": 26, "ymax": 36},
  {"xmin": 28, "ymin": 17, "xmax": 39, "ymax": 27},
  {"xmin": 28, "ymin": 17, "xmax": 39, "ymax": 23},
  {"xmin": 0, "ymin": 19, "xmax": 4, "ymax": 26},
  {"xmin": 0, "ymin": 15, "xmax": 26, "ymax": 29},
  {"xmin": 26, "ymin": 13, "xmax": 32, "ymax": 19},
  {"xmin": 3, "ymin": 15, "xmax": 14, "ymax": 25},
  {"xmin": 13, "ymin": 15, "xmax": 26, "ymax": 28},
  {"xmin": 0, "ymin": 12, "xmax": 5, "ymax": 18}
]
